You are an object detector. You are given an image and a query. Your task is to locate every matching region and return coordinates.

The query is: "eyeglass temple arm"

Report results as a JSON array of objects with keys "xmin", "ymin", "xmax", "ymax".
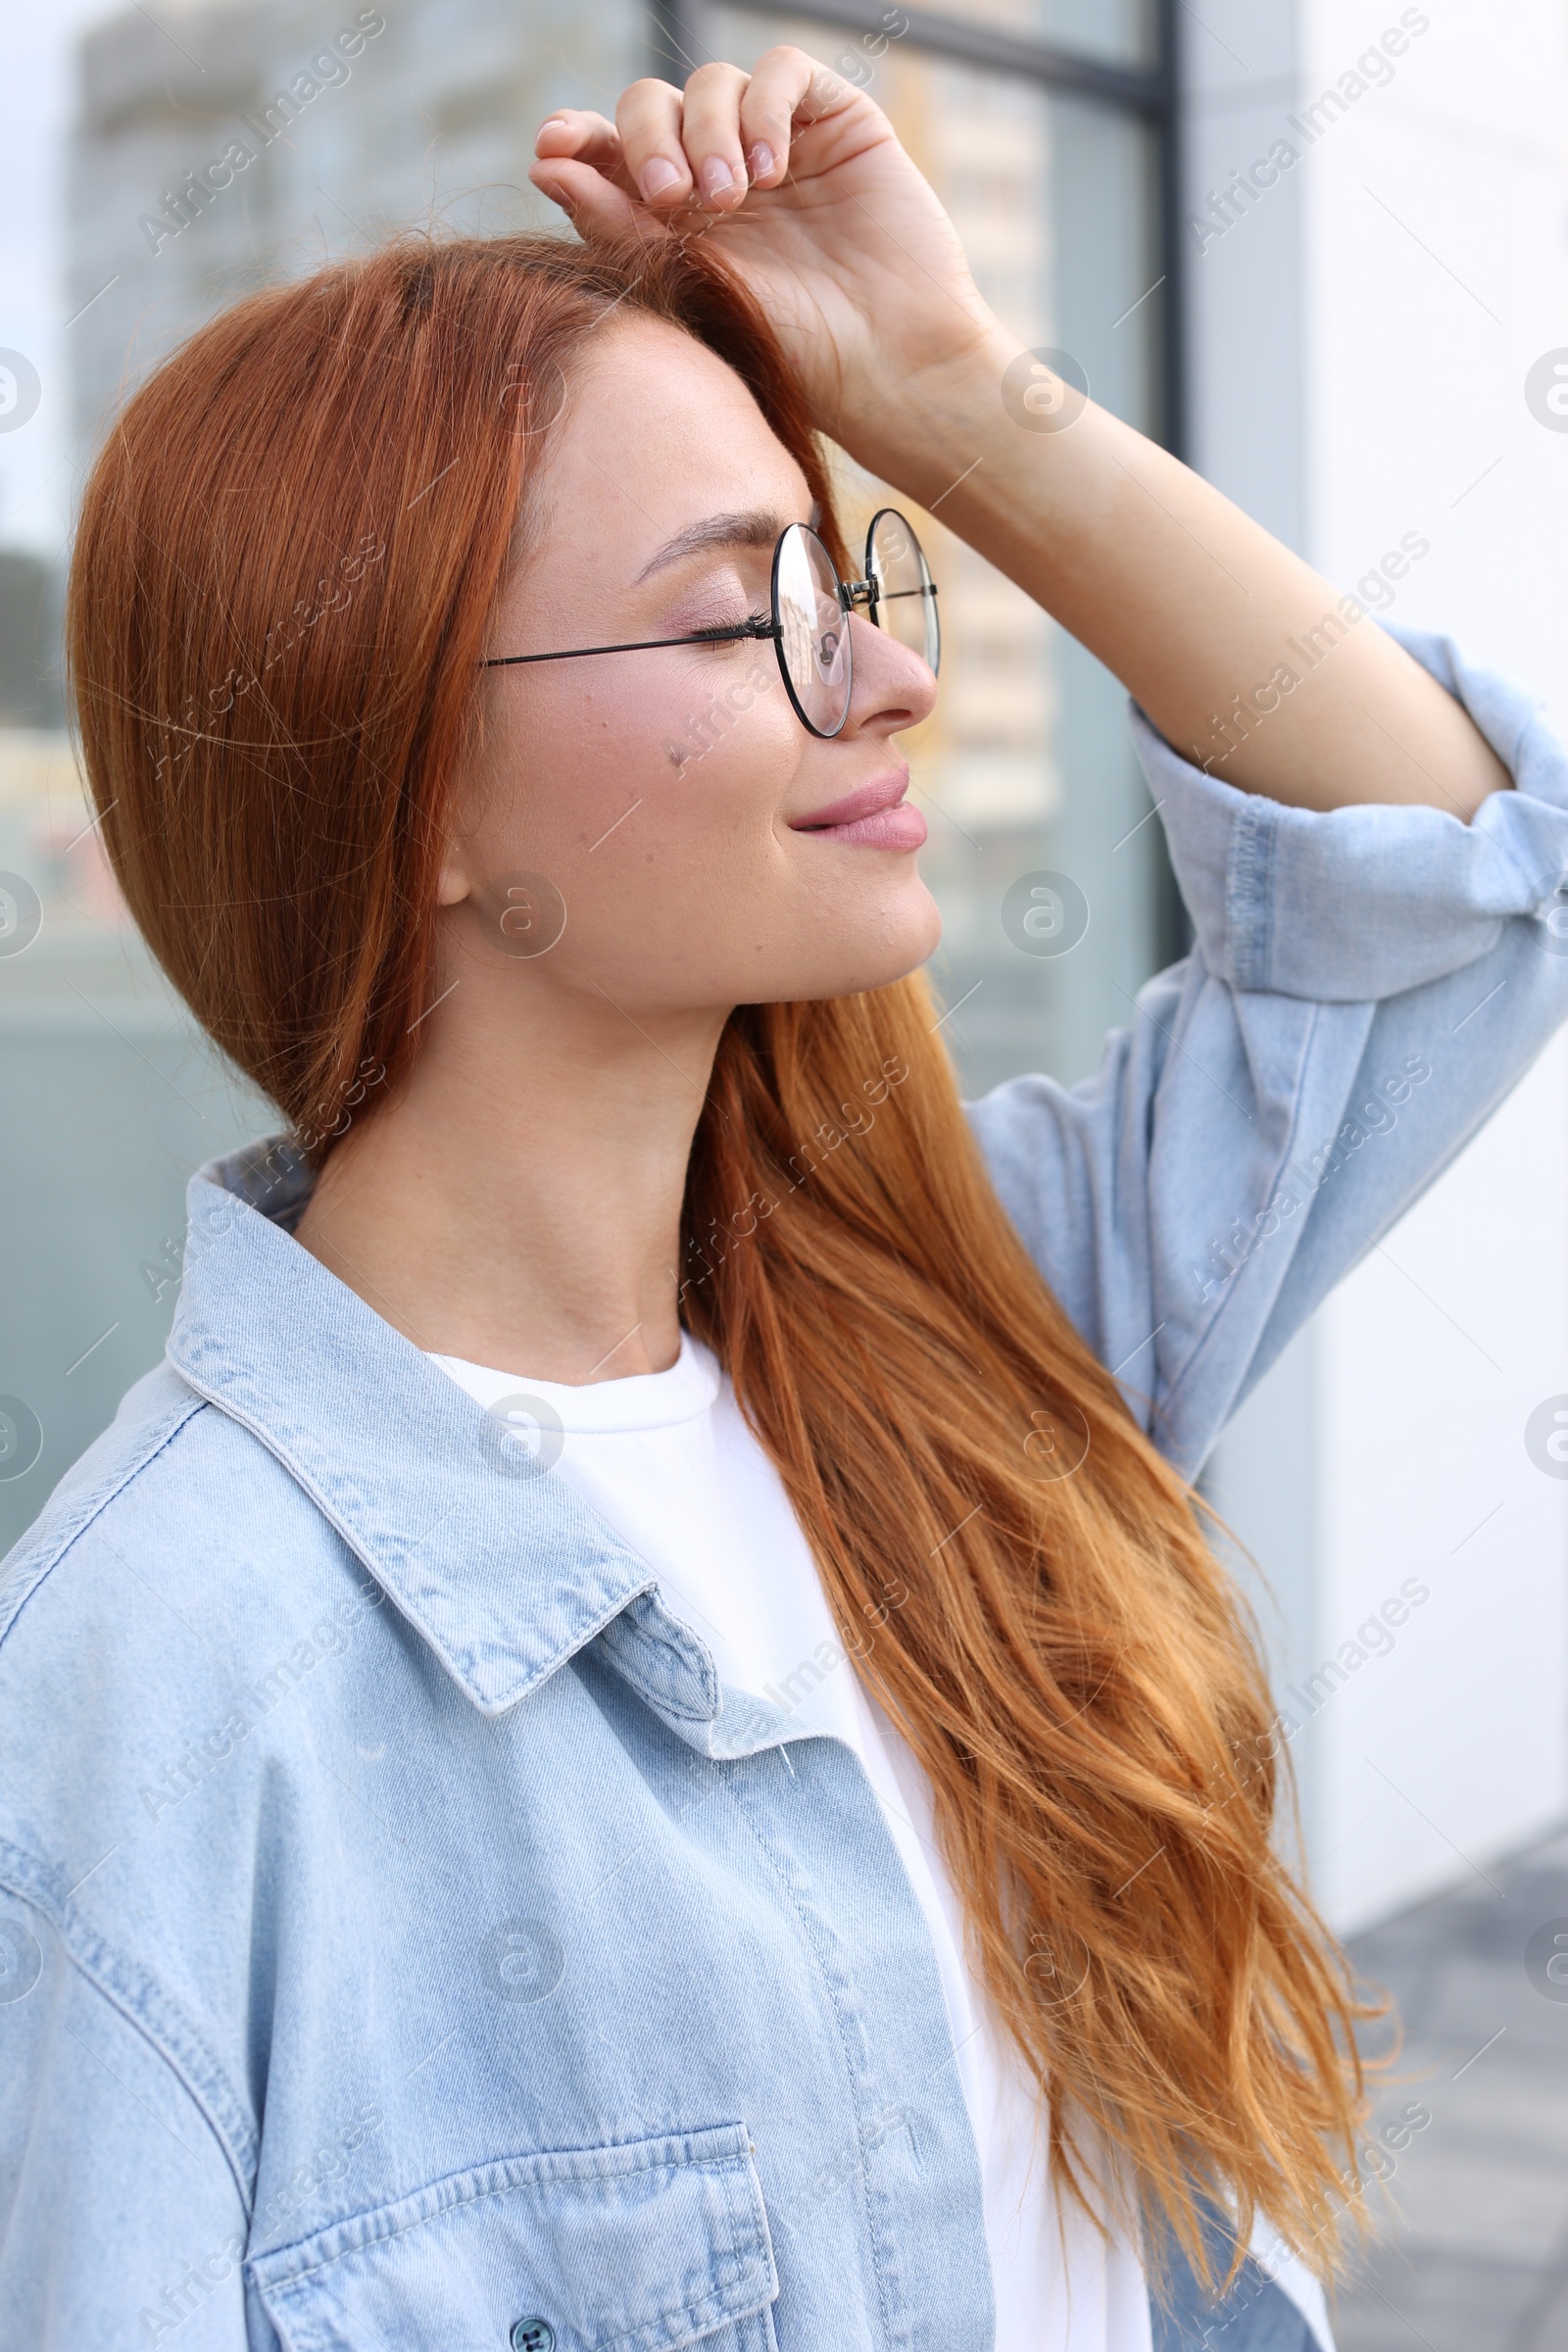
[{"xmin": 483, "ymin": 616, "xmax": 779, "ymax": 669}]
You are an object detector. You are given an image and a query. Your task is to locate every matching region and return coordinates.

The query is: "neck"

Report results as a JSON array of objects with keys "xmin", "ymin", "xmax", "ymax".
[{"xmin": 293, "ymin": 985, "xmax": 727, "ymax": 1384}]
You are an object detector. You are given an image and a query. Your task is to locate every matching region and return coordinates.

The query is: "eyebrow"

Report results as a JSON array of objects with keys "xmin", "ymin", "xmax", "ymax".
[{"xmin": 634, "ymin": 499, "xmax": 823, "ymax": 583}]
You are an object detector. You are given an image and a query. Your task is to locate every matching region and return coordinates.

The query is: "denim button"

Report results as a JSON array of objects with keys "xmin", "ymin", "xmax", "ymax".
[{"xmin": 511, "ymin": 2322, "xmax": 555, "ymax": 2352}]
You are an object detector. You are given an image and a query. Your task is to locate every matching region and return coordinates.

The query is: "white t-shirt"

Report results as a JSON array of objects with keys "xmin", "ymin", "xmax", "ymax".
[{"xmin": 431, "ymin": 1331, "xmax": 1326, "ymax": 2352}]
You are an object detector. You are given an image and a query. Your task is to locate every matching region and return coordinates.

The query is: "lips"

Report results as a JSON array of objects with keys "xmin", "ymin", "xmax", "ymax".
[{"xmin": 788, "ymin": 768, "xmax": 926, "ymax": 852}]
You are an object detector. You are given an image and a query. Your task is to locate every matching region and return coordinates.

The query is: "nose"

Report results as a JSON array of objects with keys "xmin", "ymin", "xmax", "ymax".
[{"xmin": 839, "ymin": 608, "xmax": 939, "ymax": 739}]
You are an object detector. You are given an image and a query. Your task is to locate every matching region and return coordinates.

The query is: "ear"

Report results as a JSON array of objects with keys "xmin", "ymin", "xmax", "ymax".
[{"xmin": 435, "ymin": 846, "xmax": 470, "ymax": 907}]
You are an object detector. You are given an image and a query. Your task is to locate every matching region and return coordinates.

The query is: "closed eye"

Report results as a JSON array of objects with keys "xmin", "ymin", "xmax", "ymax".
[{"xmin": 683, "ymin": 609, "xmax": 773, "ymax": 644}]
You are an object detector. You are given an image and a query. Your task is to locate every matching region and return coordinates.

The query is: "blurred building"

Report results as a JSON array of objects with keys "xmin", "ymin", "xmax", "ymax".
[
  {"xmin": 2, "ymin": 0, "xmax": 1566, "ymax": 1994},
  {"xmin": 0, "ymin": 553, "xmax": 64, "ymax": 728},
  {"xmin": 66, "ymin": 0, "xmax": 644, "ymax": 453}
]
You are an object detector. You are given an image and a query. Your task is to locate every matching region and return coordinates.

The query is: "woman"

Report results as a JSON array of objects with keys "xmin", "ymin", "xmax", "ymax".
[{"xmin": 1, "ymin": 44, "xmax": 1562, "ymax": 2352}]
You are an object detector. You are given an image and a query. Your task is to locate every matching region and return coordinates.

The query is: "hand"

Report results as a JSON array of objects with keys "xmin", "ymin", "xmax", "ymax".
[{"xmin": 528, "ymin": 48, "xmax": 1002, "ymax": 461}]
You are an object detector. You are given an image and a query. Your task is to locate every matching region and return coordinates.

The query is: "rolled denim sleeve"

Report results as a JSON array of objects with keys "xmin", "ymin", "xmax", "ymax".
[{"xmin": 966, "ymin": 624, "xmax": 1568, "ymax": 1481}]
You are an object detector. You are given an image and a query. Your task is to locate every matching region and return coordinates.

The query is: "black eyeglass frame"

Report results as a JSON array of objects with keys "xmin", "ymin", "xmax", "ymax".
[{"xmin": 481, "ymin": 507, "xmax": 939, "ymax": 740}]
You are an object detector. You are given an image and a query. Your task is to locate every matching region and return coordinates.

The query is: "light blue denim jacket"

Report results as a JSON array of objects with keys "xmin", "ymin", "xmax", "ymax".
[{"xmin": 3, "ymin": 628, "xmax": 1566, "ymax": 2352}]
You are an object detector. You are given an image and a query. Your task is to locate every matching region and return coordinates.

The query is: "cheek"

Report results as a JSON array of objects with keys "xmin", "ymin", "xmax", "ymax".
[
  {"xmin": 539, "ymin": 670, "xmax": 669, "ymax": 816},
  {"xmin": 501, "ymin": 662, "xmax": 800, "ymax": 866},
  {"xmin": 661, "ymin": 665, "xmax": 803, "ymax": 826}
]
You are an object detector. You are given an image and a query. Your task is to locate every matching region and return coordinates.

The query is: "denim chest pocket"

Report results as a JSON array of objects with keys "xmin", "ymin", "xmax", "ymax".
[{"xmin": 247, "ymin": 2123, "xmax": 779, "ymax": 2352}]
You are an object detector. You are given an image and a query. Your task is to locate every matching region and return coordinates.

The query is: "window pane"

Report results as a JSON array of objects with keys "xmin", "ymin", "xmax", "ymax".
[
  {"xmin": 708, "ymin": 6, "xmax": 1174, "ymax": 1093},
  {"xmin": 895, "ymin": 0, "xmax": 1156, "ymax": 70}
]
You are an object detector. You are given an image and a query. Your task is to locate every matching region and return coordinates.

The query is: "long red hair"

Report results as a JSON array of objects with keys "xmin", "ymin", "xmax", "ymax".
[{"xmin": 67, "ymin": 228, "xmax": 1374, "ymax": 2291}]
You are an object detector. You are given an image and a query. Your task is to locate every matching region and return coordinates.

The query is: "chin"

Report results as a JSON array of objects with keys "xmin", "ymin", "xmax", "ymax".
[{"xmin": 773, "ymin": 891, "xmax": 944, "ymax": 1004}]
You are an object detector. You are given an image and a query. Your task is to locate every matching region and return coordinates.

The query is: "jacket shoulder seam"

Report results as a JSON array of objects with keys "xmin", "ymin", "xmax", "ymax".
[
  {"xmin": 0, "ymin": 1377, "xmax": 210, "ymax": 1648},
  {"xmin": 0, "ymin": 1842, "xmax": 256, "ymax": 2210}
]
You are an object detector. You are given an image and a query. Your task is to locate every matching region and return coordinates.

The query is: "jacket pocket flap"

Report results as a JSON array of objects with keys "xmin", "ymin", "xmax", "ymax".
[{"xmin": 248, "ymin": 2123, "xmax": 778, "ymax": 2352}]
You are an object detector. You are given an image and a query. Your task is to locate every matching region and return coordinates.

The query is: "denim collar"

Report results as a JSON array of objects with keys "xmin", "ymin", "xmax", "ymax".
[{"xmin": 167, "ymin": 1138, "xmax": 752, "ymax": 1735}]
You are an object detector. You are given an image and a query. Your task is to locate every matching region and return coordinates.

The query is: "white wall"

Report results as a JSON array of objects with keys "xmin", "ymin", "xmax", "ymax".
[
  {"xmin": 1314, "ymin": 1041, "xmax": 1568, "ymax": 1927},
  {"xmin": 1186, "ymin": 0, "xmax": 1568, "ymax": 1929}
]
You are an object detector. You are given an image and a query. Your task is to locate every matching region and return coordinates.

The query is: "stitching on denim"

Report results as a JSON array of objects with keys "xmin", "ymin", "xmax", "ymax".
[
  {"xmin": 251, "ymin": 2130, "xmax": 769, "ymax": 2330},
  {"xmin": 1156, "ymin": 998, "xmax": 1344, "ymax": 1469},
  {"xmin": 0, "ymin": 1840, "xmax": 255, "ymax": 2209},
  {"xmin": 0, "ymin": 1379, "xmax": 208, "ymax": 1648},
  {"xmin": 1226, "ymin": 801, "xmax": 1276, "ymax": 993},
  {"xmin": 722, "ymin": 1765, "xmax": 920, "ymax": 2352},
  {"xmin": 168, "ymin": 1338, "xmax": 668, "ymax": 1719},
  {"xmin": 597, "ymin": 1596, "xmax": 720, "ymax": 1723},
  {"xmin": 165, "ymin": 1364, "xmax": 655, "ymax": 1717}
]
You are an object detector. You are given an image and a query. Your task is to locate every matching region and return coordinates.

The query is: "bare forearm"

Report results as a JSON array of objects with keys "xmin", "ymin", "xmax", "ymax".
[{"xmin": 851, "ymin": 329, "xmax": 1509, "ymax": 818}]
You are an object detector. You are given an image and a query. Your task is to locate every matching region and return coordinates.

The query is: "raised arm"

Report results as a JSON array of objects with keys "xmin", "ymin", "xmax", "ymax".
[
  {"xmin": 853, "ymin": 350, "xmax": 1510, "ymax": 818},
  {"xmin": 531, "ymin": 46, "xmax": 1509, "ymax": 819}
]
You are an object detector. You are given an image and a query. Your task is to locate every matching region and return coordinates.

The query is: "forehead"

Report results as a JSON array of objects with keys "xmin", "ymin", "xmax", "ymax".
[{"xmin": 541, "ymin": 314, "xmax": 809, "ymax": 551}]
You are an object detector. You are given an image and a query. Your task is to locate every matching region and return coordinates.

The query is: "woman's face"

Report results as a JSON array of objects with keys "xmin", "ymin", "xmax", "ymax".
[{"xmin": 441, "ymin": 316, "xmax": 942, "ymax": 1018}]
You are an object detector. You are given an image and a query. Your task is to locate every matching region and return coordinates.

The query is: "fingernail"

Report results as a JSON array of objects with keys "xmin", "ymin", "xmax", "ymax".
[
  {"xmin": 747, "ymin": 141, "xmax": 775, "ymax": 180},
  {"xmin": 700, "ymin": 155, "xmax": 736, "ymax": 198},
  {"xmin": 640, "ymin": 157, "xmax": 681, "ymax": 201}
]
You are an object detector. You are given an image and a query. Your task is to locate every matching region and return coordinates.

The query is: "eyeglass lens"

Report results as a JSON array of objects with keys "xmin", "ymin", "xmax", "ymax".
[
  {"xmin": 867, "ymin": 509, "xmax": 941, "ymax": 675},
  {"xmin": 774, "ymin": 525, "xmax": 853, "ymax": 737}
]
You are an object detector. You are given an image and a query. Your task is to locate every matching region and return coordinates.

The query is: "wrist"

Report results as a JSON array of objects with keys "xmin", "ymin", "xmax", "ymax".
[{"xmin": 829, "ymin": 318, "xmax": 1019, "ymax": 504}]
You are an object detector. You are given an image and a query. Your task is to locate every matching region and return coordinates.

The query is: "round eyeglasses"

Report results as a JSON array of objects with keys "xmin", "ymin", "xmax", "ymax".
[{"xmin": 482, "ymin": 507, "xmax": 939, "ymax": 740}]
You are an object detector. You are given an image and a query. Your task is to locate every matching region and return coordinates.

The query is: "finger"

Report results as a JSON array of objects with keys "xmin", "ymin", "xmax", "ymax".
[
  {"xmin": 533, "ymin": 108, "xmax": 640, "ymax": 203},
  {"xmin": 534, "ymin": 108, "xmax": 622, "ymax": 172},
  {"xmin": 736, "ymin": 46, "xmax": 827, "ymax": 186},
  {"xmin": 527, "ymin": 157, "xmax": 658, "ymax": 244},
  {"xmin": 614, "ymin": 77, "xmax": 695, "ymax": 212},
  {"xmin": 671, "ymin": 62, "xmax": 751, "ymax": 211}
]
